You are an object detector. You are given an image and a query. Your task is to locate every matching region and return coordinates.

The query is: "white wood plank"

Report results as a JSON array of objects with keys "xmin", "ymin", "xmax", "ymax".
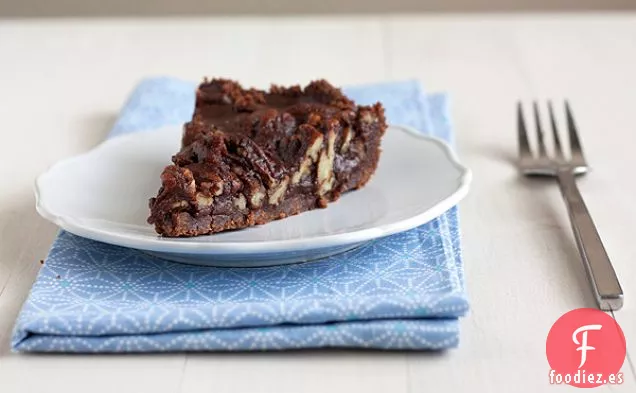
[
  {"xmin": 1, "ymin": 14, "xmax": 635, "ymax": 393},
  {"xmin": 0, "ymin": 354, "xmax": 186, "ymax": 393},
  {"xmin": 179, "ymin": 352, "xmax": 408, "ymax": 393},
  {"xmin": 387, "ymin": 14, "xmax": 636, "ymax": 390}
]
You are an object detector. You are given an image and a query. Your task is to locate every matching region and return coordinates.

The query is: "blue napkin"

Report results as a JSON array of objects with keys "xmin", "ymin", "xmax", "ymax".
[{"xmin": 12, "ymin": 78, "xmax": 468, "ymax": 352}]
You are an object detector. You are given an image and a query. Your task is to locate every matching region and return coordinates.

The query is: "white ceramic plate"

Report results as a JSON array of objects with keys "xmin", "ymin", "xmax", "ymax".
[{"xmin": 35, "ymin": 125, "xmax": 471, "ymax": 267}]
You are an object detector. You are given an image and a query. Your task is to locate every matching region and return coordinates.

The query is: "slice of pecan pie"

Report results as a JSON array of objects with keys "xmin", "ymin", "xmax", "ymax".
[{"xmin": 148, "ymin": 78, "xmax": 387, "ymax": 237}]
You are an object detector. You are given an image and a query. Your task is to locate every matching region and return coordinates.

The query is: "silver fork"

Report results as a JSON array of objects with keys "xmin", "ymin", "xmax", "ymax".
[{"xmin": 517, "ymin": 101, "xmax": 623, "ymax": 311}]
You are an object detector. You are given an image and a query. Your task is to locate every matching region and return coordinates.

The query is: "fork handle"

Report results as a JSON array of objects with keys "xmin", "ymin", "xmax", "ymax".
[{"xmin": 556, "ymin": 170, "xmax": 623, "ymax": 311}]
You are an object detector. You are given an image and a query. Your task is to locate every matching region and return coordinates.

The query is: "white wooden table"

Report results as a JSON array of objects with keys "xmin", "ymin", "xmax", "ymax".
[{"xmin": 1, "ymin": 13, "xmax": 635, "ymax": 393}]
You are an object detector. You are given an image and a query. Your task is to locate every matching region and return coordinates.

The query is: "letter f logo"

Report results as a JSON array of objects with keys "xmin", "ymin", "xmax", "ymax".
[{"xmin": 572, "ymin": 324, "xmax": 602, "ymax": 368}]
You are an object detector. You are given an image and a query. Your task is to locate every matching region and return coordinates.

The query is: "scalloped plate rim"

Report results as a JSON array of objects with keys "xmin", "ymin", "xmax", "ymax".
[{"xmin": 34, "ymin": 125, "xmax": 472, "ymax": 255}]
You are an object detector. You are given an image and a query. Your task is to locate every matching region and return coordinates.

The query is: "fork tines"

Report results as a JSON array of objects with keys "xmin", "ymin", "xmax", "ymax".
[{"xmin": 517, "ymin": 101, "xmax": 586, "ymax": 168}]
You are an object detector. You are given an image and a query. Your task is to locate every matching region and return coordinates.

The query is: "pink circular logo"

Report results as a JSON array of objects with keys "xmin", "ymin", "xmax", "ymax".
[{"xmin": 546, "ymin": 308, "xmax": 626, "ymax": 388}]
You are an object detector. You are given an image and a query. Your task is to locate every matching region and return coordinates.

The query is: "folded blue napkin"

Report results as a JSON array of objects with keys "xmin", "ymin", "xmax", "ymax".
[{"xmin": 13, "ymin": 78, "xmax": 468, "ymax": 352}]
